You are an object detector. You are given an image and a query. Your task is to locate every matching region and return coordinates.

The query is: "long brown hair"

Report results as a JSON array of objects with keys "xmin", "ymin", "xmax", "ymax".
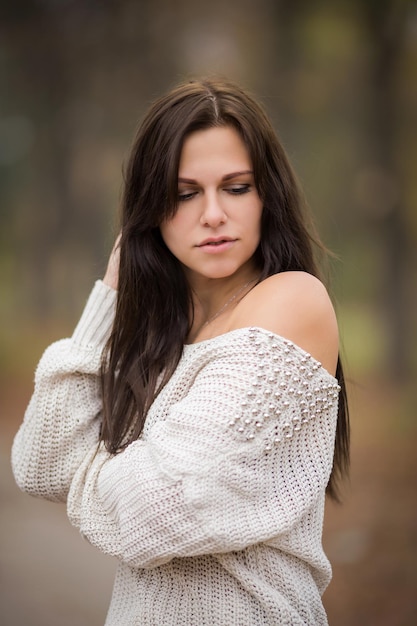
[{"xmin": 101, "ymin": 78, "xmax": 349, "ymax": 500}]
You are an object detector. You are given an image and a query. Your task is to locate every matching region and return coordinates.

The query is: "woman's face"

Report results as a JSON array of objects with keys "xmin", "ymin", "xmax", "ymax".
[{"xmin": 160, "ymin": 125, "xmax": 263, "ymax": 286}]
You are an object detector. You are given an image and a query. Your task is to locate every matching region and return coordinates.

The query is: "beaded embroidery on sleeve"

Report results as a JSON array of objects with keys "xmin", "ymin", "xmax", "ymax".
[
  {"xmin": 226, "ymin": 330, "xmax": 339, "ymax": 449},
  {"xmin": 12, "ymin": 281, "xmax": 340, "ymax": 626}
]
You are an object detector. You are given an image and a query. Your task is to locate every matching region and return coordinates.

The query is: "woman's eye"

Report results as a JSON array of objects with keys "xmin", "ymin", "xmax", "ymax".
[
  {"xmin": 227, "ymin": 184, "xmax": 250, "ymax": 195},
  {"xmin": 178, "ymin": 191, "xmax": 197, "ymax": 202}
]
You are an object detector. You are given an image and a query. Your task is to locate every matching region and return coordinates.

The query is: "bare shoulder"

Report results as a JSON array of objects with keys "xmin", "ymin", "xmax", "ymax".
[{"xmin": 231, "ymin": 271, "xmax": 339, "ymax": 375}]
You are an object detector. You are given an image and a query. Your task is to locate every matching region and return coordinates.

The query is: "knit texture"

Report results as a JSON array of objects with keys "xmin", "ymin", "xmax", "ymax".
[{"xmin": 12, "ymin": 280, "xmax": 340, "ymax": 625}]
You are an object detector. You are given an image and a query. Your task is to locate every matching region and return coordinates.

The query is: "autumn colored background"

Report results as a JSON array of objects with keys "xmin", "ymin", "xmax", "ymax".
[{"xmin": 1, "ymin": 1, "xmax": 416, "ymax": 624}]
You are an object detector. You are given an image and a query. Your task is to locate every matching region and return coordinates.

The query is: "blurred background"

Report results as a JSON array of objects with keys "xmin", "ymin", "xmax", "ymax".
[{"xmin": 0, "ymin": 0, "xmax": 416, "ymax": 624}]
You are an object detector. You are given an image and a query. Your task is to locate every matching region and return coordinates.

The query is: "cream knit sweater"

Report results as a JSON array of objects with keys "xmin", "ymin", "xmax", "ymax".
[{"xmin": 12, "ymin": 280, "xmax": 340, "ymax": 625}]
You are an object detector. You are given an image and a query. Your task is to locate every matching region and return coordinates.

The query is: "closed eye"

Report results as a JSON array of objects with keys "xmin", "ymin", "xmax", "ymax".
[
  {"xmin": 178, "ymin": 190, "xmax": 198, "ymax": 202},
  {"xmin": 177, "ymin": 184, "xmax": 252, "ymax": 201},
  {"xmin": 226, "ymin": 184, "xmax": 251, "ymax": 195}
]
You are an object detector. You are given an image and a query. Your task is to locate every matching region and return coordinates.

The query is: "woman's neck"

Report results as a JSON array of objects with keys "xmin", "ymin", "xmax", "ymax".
[{"xmin": 187, "ymin": 270, "xmax": 260, "ymax": 344}]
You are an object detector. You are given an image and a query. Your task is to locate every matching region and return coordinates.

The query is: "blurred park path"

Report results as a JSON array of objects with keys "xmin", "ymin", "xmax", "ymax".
[
  {"xmin": 1, "ymin": 374, "xmax": 416, "ymax": 625},
  {"xmin": 322, "ymin": 378, "xmax": 417, "ymax": 626},
  {"xmin": 0, "ymin": 379, "xmax": 116, "ymax": 626}
]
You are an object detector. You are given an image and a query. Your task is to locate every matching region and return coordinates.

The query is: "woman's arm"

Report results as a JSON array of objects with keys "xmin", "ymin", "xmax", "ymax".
[
  {"xmin": 67, "ymin": 327, "xmax": 340, "ymax": 569},
  {"xmin": 11, "ymin": 280, "xmax": 117, "ymax": 502}
]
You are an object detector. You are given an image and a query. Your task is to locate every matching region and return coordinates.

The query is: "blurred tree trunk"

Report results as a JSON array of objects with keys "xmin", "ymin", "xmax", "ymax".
[
  {"xmin": 6, "ymin": 9, "xmax": 76, "ymax": 317},
  {"xmin": 263, "ymin": 0, "xmax": 306, "ymax": 140},
  {"xmin": 362, "ymin": 0, "xmax": 411, "ymax": 380},
  {"xmin": 264, "ymin": 0, "xmax": 412, "ymax": 379},
  {"xmin": 3, "ymin": 0, "xmax": 181, "ymax": 319}
]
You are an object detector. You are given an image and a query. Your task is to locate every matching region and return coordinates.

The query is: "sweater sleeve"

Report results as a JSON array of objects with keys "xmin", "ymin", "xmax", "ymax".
[
  {"xmin": 67, "ymin": 328, "xmax": 340, "ymax": 569},
  {"xmin": 11, "ymin": 280, "xmax": 117, "ymax": 502}
]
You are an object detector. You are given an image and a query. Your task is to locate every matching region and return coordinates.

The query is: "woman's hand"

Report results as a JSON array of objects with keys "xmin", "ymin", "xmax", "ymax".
[{"xmin": 103, "ymin": 234, "xmax": 121, "ymax": 290}]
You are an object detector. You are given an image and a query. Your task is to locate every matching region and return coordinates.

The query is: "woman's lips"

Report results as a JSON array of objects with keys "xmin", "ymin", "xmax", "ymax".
[{"xmin": 197, "ymin": 239, "xmax": 236, "ymax": 253}]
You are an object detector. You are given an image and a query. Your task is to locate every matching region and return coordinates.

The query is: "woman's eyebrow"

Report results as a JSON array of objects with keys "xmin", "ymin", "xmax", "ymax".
[
  {"xmin": 178, "ymin": 177, "xmax": 197, "ymax": 184},
  {"xmin": 178, "ymin": 170, "xmax": 254, "ymax": 185},
  {"xmin": 222, "ymin": 170, "xmax": 253, "ymax": 181}
]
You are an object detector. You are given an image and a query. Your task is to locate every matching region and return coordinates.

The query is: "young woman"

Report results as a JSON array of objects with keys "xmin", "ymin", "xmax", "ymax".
[{"xmin": 12, "ymin": 78, "xmax": 349, "ymax": 625}]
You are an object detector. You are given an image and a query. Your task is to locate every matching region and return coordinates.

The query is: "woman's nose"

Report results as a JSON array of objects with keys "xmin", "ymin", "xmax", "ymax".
[{"xmin": 200, "ymin": 193, "xmax": 227, "ymax": 227}]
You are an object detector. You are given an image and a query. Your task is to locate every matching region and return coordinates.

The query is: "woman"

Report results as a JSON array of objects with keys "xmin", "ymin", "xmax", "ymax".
[{"xmin": 12, "ymin": 78, "xmax": 349, "ymax": 625}]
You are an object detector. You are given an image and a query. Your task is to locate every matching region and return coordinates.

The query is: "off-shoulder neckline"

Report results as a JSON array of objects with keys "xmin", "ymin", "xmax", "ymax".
[{"xmin": 184, "ymin": 326, "xmax": 338, "ymax": 382}]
